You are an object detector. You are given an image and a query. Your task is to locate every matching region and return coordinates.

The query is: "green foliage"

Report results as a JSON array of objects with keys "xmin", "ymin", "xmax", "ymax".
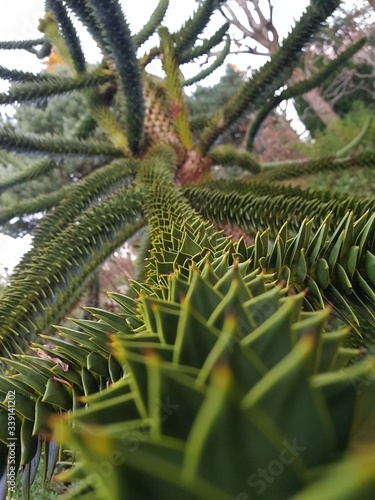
[
  {"xmin": 183, "ymin": 35, "xmax": 231, "ymax": 87},
  {"xmin": 174, "ymin": 0, "xmax": 226, "ymax": 54},
  {"xmin": 197, "ymin": 0, "xmax": 341, "ymax": 155},
  {"xmin": 289, "ymin": 103, "xmax": 375, "ymax": 197},
  {"xmin": 1, "ymin": 153, "xmax": 374, "ymax": 499},
  {"xmin": 208, "ymin": 144, "xmax": 260, "ymax": 173},
  {"xmin": 133, "ymin": 0, "xmax": 169, "ymax": 49},
  {"xmin": 246, "ymin": 37, "xmax": 369, "ymax": 150},
  {"xmin": 294, "ymin": 3, "xmax": 375, "ymax": 135},
  {"xmin": 0, "ymin": 39, "xmax": 45, "ymax": 51},
  {"xmin": 0, "ymin": 1, "xmax": 374, "ymax": 498},
  {"xmin": 45, "ymin": 0, "xmax": 86, "ymax": 74},
  {"xmin": 0, "ymin": 69, "xmax": 113, "ymax": 106},
  {"xmin": 298, "ymin": 101, "xmax": 375, "ymax": 158},
  {"xmin": 159, "ymin": 27, "xmax": 193, "ymax": 149},
  {"xmin": 89, "ymin": 0, "xmax": 145, "ymax": 154}
]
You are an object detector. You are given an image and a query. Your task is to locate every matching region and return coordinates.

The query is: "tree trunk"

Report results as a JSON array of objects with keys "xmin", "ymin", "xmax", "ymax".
[{"xmin": 290, "ymin": 67, "xmax": 340, "ymax": 127}]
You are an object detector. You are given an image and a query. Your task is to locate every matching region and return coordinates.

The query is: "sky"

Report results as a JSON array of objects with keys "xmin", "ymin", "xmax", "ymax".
[{"xmin": 0, "ymin": 0, "xmax": 354, "ymax": 275}]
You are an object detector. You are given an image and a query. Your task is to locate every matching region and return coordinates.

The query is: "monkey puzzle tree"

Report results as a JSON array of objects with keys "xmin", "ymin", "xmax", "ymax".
[{"xmin": 0, "ymin": 1, "xmax": 374, "ymax": 499}]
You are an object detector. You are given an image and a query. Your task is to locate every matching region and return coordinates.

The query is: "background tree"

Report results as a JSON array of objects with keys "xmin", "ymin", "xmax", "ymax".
[
  {"xmin": 294, "ymin": 2, "xmax": 375, "ymax": 133},
  {"xmin": 211, "ymin": 0, "xmax": 340, "ymax": 127},
  {"xmin": 207, "ymin": 0, "xmax": 374, "ymax": 139}
]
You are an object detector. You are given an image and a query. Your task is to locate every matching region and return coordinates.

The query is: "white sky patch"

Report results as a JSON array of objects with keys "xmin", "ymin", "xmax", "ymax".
[{"xmin": 0, "ymin": 233, "xmax": 32, "ymax": 275}]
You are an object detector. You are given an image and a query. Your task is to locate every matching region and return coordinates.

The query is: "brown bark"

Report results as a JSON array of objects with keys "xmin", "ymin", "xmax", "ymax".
[{"xmin": 178, "ymin": 149, "xmax": 213, "ymax": 185}]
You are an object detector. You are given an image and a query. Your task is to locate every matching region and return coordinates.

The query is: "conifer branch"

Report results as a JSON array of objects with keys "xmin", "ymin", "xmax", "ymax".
[
  {"xmin": 159, "ymin": 27, "xmax": 193, "ymax": 149},
  {"xmin": 0, "ymin": 128, "xmax": 123, "ymax": 157},
  {"xmin": 183, "ymin": 180, "xmax": 375, "ymax": 234},
  {"xmin": 183, "ymin": 35, "xmax": 230, "ymax": 86},
  {"xmin": 86, "ymin": 89, "xmax": 129, "ymax": 155},
  {"xmin": 89, "ymin": 0, "xmax": 145, "ymax": 154},
  {"xmin": 208, "ymin": 144, "xmax": 260, "ymax": 173},
  {"xmin": 258, "ymin": 150, "xmax": 375, "ymax": 182},
  {"xmin": 0, "ymin": 189, "xmax": 145, "ymax": 356},
  {"xmin": 0, "ymin": 66, "xmax": 60, "ymax": 83},
  {"xmin": 0, "ymin": 158, "xmax": 59, "ymax": 194},
  {"xmin": 45, "ymin": 0, "xmax": 86, "ymax": 73},
  {"xmin": 178, "ymin": 22, "xmax": 229, "ymax": 64},
  {"xmin": 174, "ymin": 0, "xmax": 225, "ymax": 55},
  {"xmin": 0, "ymin": 39, "xmax": 45, "ymax": 51},
  {"xmin": 0, "ymin": 187, "xmax": 70, "ymax": 227},
  {"xmin": 133, "ymin": 0, "xmax": 169, "ymax": 48},
  {"xmin": 0, "ymin": 70, "xmax": 113, "ymax": 105},
  {"xmin": 33, "ymin": 158, "xmax": 138, "ymax": 245},
  {"xmin": 63, "ymin": 0, "xmax": 110, "ymax": 53}
]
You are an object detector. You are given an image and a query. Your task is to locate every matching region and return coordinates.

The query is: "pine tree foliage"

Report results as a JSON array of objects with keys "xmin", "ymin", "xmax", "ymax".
[{"xmin": 0, "ymin": 0, "xmax": 374, "ymax": 498}]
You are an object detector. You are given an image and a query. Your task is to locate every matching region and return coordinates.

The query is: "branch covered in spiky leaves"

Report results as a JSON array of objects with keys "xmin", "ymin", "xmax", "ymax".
[
  {"xmin": 2, "ymin": 166, "xmax": 374, "ymax": 497},
  {"xmin": 63, "ymin": 0, "xmax": 109, "ymax": 53},
  {"xmin": 45, "ymin": 0, "xmax": 86, "ymax": 73},
  {"xmin": 0, "ymin": 66, "xmax": 61, "ymax": 83},
  {"xmin": 133, "ymin": 0, "xmax": 169, "ymax": 48},
  {"xmin": 0, "ymin": 69, "xmax": 113, "ymax": 105},
  {"xmin": 247, "ymin": 37, "xmax": 368, "ymax": 149},
  {"xmin": 0, "ymin": 188, "xmax": 145, "ymax": 356},
  {"xmin": 197, "ymin": 0, "xmax": 341, "ymax": 155},
  {"xmin": 33, "ymin": 158, "xmax": 138, "ymax": 245},
  {"xmin": 174, "ymin": 0, "xmax": 225, "ymax": 54},
  {"xmin": 159, "ymin": 27, "xmax": 193, "ymax": 149},
  {"xmin": 0, "ymin": 128, "xmax": 123, "ymax": 157},
  {"xmin": 208, "ymin": 144, "xmax": 260, "ymax": 173},
  {"xmin": 89, "ymin": 0, "xmax": 145, "ymax": 154},
  {"xmin": 184, "ymin": 183, "xmax": 375, "ymax": 334},
  {"xmin": 0, "ymin": 187, "xmax": 70, "ymax": 228},
  {"xmin": 184, "ymin": 35, "xmax": 230, "ymax": 86},
  {"xmin": 0, "ymin": 158, "xmax": 58, "ymax": 194},
  {"xmin": 178, "ymin": 22, "xmax": 229, "ymax": 64},
  {"xmin": 0, "ymin": 38, "xmax": 45, "ymax": 51},
  {"xmin": 258, "ymin": 150, "xmax": 375, "ymax": 182},
  {"xmin": 183, "ymin": 178, "xmax": 375, "ymax": 234}
]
